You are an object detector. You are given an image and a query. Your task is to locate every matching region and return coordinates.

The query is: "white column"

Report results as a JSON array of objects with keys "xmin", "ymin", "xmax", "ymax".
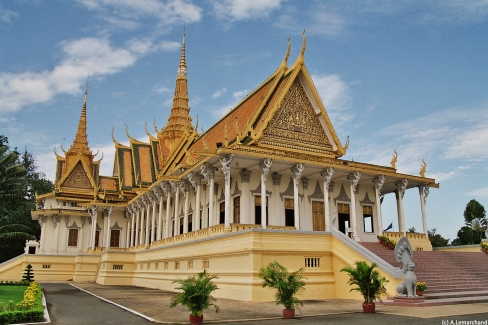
[
  {"xmin": 220, "ymin": 155, "xmax": 233, "ymax": 230},
  {"xmin": 239, "ymin": 170, "xmax": 251, "ymax": 224},
  {"xmin": 419, "ymin": 184, "xmax": 429, "ymax": 236},
  {"xmin": 373, "ymin": 176, "xmax": 385, "ymax": 235},
  {"xmin": 161, "ymin": 182, "xmax": 172, "ymax": 238},
  {"xmin": 291, "ymin": 163, "xmax": 304, "ymax": 230},
  {"xmin": 134, "ymin": 204, "xmax": 140, "ymax": 246},
  {"xmin": 396, "ymin": 179, "xmax": 408, "ymax": 237},
  {"xmin": 181, "ymin": 181, "xmax": 190, "ymax": 234},
  {"xmin": 192, "ymin": 174, "xmax": 203, "ymax": 231},
  {"xmin": 258, "ymin": 158, "xmax": 272, "ymax": 229},
  {"xmin": 201, "ymin": 164, "xmax": 216, "ymax": 227},
  {"xmin": 140, "ymin": 202, "xmax": 146, "ymax": 245},
  {"xmin": 63, "ymin": 216, "xmax": 69, "ymax": 252},
  {"xmin": 38, "ymin": 216, "xmax": 47, "ymax": 253},
  {"xmin": 105, "ymin": 207, "xmax": 113, "ymax": 249},
  {"xmin": 125, "ymin": 214, "xmax": 130, "ymax": 248},
  {"xmin": 90, "ymin": 207, "xmax": 98, "ymax": 250},
  {"xmin": 155, "ymin": 188, "xmax": 164, "ymax": 240},
  {"xmin": 52, "ymin": 215, "xmax": 60, "ymax": 252},
  {"xmin": 130, "ymin": 208, "xmax": 135, "ymax": 246},
  {"xmin": 144, "ymin": 197, "xmax": 151, "ymax": 246},
  {"xmin": 321, "ymin": 168, "xmax": 334, "ymax": 231},
  {"xmin": 173, "ymin": 182, "xmax": 180, "ymax": 235},
  {"xmin": 79, "ymin": 217, "xmax": 86, "ymax": 252},
  {"xmin": 150, "ymin": 193, "xmax": 157, "ymax": 242},
  {"xmin": 348, "ymin": 172, "xmax": 361, "ymax": 241}
]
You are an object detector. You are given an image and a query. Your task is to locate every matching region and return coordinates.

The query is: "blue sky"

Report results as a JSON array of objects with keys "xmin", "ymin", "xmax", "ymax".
[{"xmin": 1, "ymin": 0, "xmax": 488, "ymax": 242}]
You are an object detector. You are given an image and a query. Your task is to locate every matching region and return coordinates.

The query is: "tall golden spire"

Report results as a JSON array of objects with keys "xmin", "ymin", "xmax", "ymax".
[
  {"xmin": 68, "ymin": 83, "xmax": 92, "ymax": 156},
  {"xmin": 160, "ymin": 33, "xmax": 193, "ymax": 150}
]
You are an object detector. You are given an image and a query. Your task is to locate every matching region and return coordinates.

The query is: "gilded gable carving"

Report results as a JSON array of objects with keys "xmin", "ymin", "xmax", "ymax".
[
  {"xmin": 263, "ymin": 79, "xmax": 331, "ymax": 149},
  {"xmin": 61, "ymin": 162, "xmax": 93, "ymax": 190}
]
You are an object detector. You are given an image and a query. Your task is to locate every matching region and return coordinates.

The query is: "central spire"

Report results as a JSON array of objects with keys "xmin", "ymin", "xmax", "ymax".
[
  {"xmin": 68, "ymin": 83, "xmax": 92, "ymax": 156},
  {"xmin": 160, "ymin": 33, "xmax": 193, "ymax": 151}
]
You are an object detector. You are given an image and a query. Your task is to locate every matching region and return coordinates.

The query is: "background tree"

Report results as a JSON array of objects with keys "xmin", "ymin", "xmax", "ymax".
[
  {"xmin": 452, "ymin": 200, "xmax": 487, "ymax": 246},
  {"xmin": 0, "ymin": 135, "xmax": 53, "ymax": 262},
  {"xmin": 464, "ymin": 199, "xmax": 486, "ymax": 225},
  {"xmin": 428, "ymin": 228, "xmax": 449, "ymax": 247}
]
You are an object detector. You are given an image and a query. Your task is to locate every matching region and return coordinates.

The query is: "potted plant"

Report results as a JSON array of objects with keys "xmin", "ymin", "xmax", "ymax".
[
  {"xmin": 169, "ymin": 270, "xmax": 219, "ymax": 325},
  {"xmin": 340, "ymin": 261, "xmax": 389, "ymax": 313},
  {"xmin": 258, "ymin": 261, "xmax": 306, "ymax": 319},
  {"xmin": 416, "ymin": 281, "xmax": 427, "ymax": 296}
]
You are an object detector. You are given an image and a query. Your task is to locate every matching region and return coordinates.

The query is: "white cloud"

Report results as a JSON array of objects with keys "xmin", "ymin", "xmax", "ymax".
[
  {"xmin": 0, "ymin": 37, "xmax": 154, "ymax": 113},
  {"xmin": 311, "ymin": 73, "xmax": 354, "ymax": 126},
  {"xmin": 212, "ymin": 0, "xmax": 283, "ymax": 22},
  {"xmin": 467, "ymin": 187, "xmax": 488, "ymax": 198},
  {"xmin": 158, "ymin": 40, "xmax": 181, "ymax": 52},
  {"xmin": 232, "ymin": 89, "xmax": 248, "ymax": 99},
  {"xmin": 76, "ymin": 0, "xmax": 202, "ymax": 28},
  {"xmin": 0, "ymin": 5, "xmax": 18, "ymax": 23},
  {"xmin": 348, "ymin": 101, "xmax": 488, "ymax": 176},
  {"xmin": 212, "ymin": 88, "xmax": 227, "ymax": 99}
]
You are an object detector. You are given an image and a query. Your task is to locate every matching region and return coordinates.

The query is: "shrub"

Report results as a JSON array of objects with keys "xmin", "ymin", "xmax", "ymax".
[{"xmin": 258, "ymin": 261, "xmax": 306, "ymax": 311}]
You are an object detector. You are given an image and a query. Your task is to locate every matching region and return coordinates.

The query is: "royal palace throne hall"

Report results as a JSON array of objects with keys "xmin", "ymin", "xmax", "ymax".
[{"xmin": 1, "ymin": 33, "xmax": 438, "ymax": 302}]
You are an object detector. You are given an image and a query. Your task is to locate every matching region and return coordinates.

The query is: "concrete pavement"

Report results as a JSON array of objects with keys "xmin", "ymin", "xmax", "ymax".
[{"xmin": 41, "ymin": 282, "xmax": 488, "ymax": 324}]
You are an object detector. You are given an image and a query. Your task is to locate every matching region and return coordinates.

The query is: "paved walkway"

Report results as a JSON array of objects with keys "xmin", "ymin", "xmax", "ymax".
[{"xmin": 42, "ymin": 282, "xmax": 488, "ymax": 324}]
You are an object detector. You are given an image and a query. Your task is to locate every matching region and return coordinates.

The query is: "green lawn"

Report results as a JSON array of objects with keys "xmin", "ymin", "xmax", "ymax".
[{"xmin": 0, "ymin": 286, "xmax": 26, "ymax": 305}]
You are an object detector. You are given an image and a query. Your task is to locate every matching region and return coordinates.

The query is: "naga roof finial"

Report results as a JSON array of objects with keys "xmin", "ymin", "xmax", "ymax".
[
  {"xmin": 391, "ymin": 149, "xmax": 398, "ymax": 169},
  {"xmin": 420, "ymin": 159, "xmax": 427, "ymax": 177},
  {"xmin": 279, "ymin": 36, "xmax": 291, "ymax": 70},
  {"xmin": 296, "ymin": 28, "xmax": 306, "ymax": 66}
]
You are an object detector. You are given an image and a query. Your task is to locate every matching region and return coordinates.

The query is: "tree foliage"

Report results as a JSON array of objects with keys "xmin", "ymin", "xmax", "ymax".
[
  {"xmin": 340, "ymin": 261, "xmax": 389, "ymax": 303},
  {"xmin": 258, "ymin": 261, "xmax": 306, "ymax": 311},
  {"xmin": 0, "ymin": 135, "xmax": 53, "ymax": 262},
  {"xmin": 427, "ymin": 228, "xmax": 449, "ymax": 247},
  {"xmin": 463, "ymin": 199, "xmax": 486, "ymax": 225},
  {"xmin": 169, "ymin": 270, "xmax": 219, "ymax": 316}
]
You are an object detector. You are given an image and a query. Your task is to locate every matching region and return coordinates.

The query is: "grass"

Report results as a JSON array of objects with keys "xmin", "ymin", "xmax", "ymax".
[{"xmin": 0, "ymin": 286, "xmax": 27, "ymax": 305}]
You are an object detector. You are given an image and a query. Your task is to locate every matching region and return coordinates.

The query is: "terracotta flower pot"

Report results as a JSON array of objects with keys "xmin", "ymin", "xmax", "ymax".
[
  {"xmin": 417, "ymin": 290, "xmax": 423, "ymax": 296},
  {"xmin": 362, "ymin": 302, "xmax": 375, "ymax": 313},
  {"xmin": 189, "ymin": 314, "xmax": 203, "ymax": 325},
  {"xmin": 282, "ymin": 309, "xmax": 295, "ymax": 319}
]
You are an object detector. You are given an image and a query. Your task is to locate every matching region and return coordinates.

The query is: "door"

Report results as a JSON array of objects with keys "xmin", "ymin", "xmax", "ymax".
[
  {"xmin": 110, "ymin": 230, "xmax": 120, "ymax": 247},
  {"xmin": 312, "ymin": 201, "xmax": 325, "ymax": 231},
  {"xmin": 337, "ymin": 203, "xmax": 350, "ymax": 234}
]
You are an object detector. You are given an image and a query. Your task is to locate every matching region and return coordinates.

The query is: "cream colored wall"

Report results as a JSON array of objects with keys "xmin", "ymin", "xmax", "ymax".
[{"xmin": 95, "ymin": 230, "xmax": 403, "ymax": 302}]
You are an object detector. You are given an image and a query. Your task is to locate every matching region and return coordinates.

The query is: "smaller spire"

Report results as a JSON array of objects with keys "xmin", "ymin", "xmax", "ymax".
[{"xmin": 178, "ymin": 33, "xmax": 187, "ymax": 76}]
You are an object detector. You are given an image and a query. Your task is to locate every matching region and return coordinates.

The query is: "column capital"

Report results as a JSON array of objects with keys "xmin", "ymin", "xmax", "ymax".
[
  {"xmin": 373, "ymin": 175, "xmax": 385, "ymax": 194},
  {"xmin": 188, "ymin": 172, "xmax": 203, "ymax": 192},
  {"xmin": 179, "ymin": 180, "xmax": 190, "ymax": 199},
  {"xmin": 239, "ymin": 169, "xmax": 251, "ymax": 183},
  {"xmin": 152, "ymin": 187, "xmax": 163, "ymax": 199},
  {"xmin": 259, "ymin": 158, "xmax": 272, "ymax": 182},
  {"xmin": 219, "ymin": 155, "xmax": 233, "ymax": 185},
  {"xmin": 418, "ymin": 184, "xmax": 429, "ymax": 205},
  {"xmin": 106, "ymin": 206, "xmax": 114, "ymax": 217},
  {"xmin": 396, "ymin": 179, "xmax": 408, "ymax": 198},
  {"xmin": 53, "ymin": 215, "xmax": 60, "ymax": 228},
  {"xmin": 64, "ymin": 215, "xmax": 69, "ymax": 226},
  {"xmin": 290, "ymin": 163, "xmax": 304, "ymax": 185},
  {"xmin": 347, "ymin": 172, "xmax": 361, "ymax": 192},
  {"xmin": 201, "ymin": 163, "xmax": 216, "ymax": 181},
  {"xmin": 272, "ymin": 173, "xmax": 282, "ymax": 186},
  {"xmin": 320, "ymin": 168, "xmax": 334, "ymax": 189},
  {"xmin": 38, "ymin": 216, "xmax": 46, "ymax": 227}
]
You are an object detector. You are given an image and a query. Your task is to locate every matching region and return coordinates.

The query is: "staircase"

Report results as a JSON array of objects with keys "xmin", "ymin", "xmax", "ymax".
[{"xmin": 361, "ymin": 242, "xmax": 488, "ymax": 306}]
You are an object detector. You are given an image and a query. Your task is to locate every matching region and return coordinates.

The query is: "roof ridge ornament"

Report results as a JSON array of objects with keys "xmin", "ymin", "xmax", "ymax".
[
  {"xmin": 391, "ymin": 149, "xmax": 398, "ymax": 169},
  {"xmin": 296, "ymin": 28, "xmax": 306, "ymax": 66},
  {"xmin": 420, "ymin": 159, "xmax": 426, "ymax": 177},
  {"xmin": 279, "ymin": 36, "xmax": 291, "ymax": 71}
]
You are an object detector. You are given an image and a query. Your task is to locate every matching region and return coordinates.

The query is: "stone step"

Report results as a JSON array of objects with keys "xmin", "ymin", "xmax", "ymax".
[
  {"xmin": 382, "ymin": 295, "xmax": 488, "ymax": 307},
  {"xmin": 424, "ymin": 290, "xmax": 488, "ymax": 300}
]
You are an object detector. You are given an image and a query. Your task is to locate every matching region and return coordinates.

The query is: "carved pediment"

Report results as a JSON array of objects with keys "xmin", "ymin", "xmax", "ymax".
[
  {"xmin": 262, "ymin": 78, "xmax": 332, "ymax": 151},
  {"xmin": 61, "ymin": 161, "xmax": 93, "ymax": 190}
]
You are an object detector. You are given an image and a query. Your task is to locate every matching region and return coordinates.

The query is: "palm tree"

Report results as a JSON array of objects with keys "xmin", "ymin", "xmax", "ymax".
[
  {"xmin": 340, "ymin": 261, "xmax": 388, "ymax": 304},
  {"xmin": 258, "ymin": 261, "xmax": 306, "ymax": 312},
  {"xmin": 0, "ymin": 223, "xmax": 33, "ymax": 240},
  {"xmin": 0, "ymin": 144, "xmax": 27, "ymax": 216}
]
